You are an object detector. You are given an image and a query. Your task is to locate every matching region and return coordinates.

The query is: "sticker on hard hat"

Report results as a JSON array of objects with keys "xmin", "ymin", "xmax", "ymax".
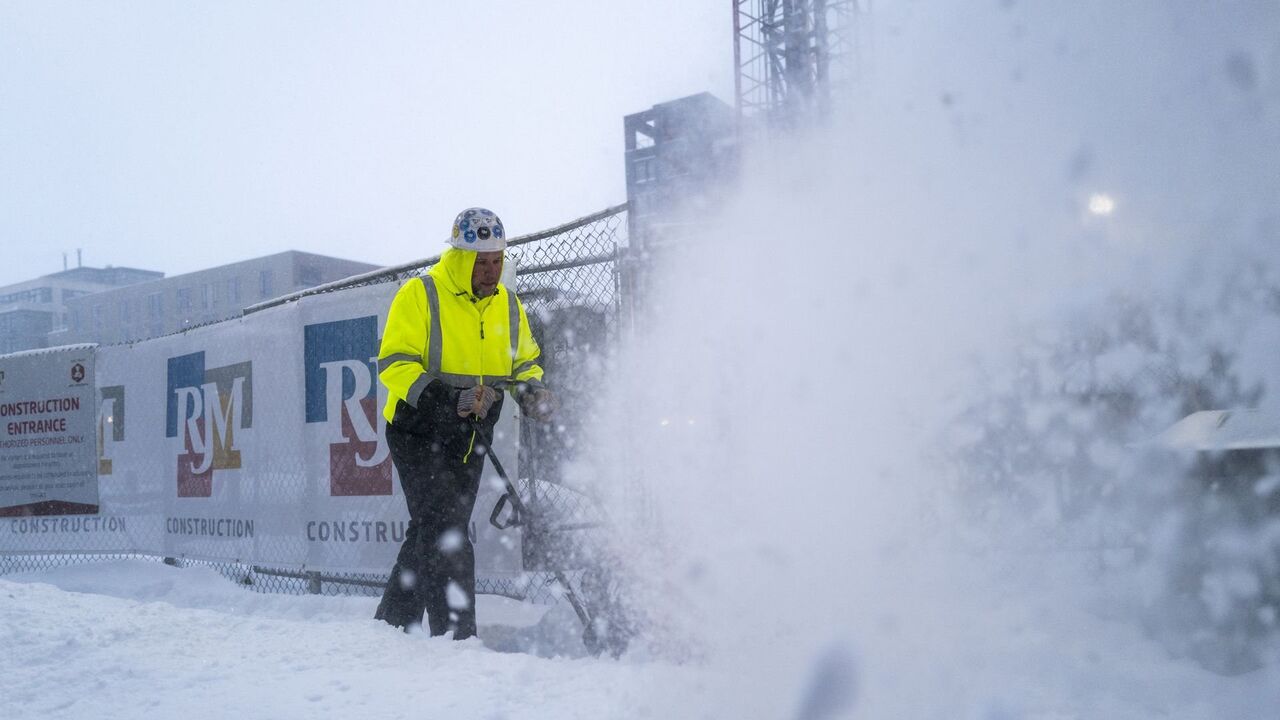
[
  {"xmin": 477, "ymin": 227, "xmax": 491, "ymax": 240},
  {"xmin": 464, "ymin": 230, "xmax": 477, "ymax": 243}
]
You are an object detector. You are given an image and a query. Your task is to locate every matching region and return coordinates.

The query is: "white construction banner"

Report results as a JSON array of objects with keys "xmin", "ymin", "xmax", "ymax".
[{"xmin": 1, "ymin": 274, "xmax": 524, "ymax": 580}]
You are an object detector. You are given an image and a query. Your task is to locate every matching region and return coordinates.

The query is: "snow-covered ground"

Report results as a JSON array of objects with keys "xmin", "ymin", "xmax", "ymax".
[
  {"xmin": 2, "ymin": 557, "xmax": 1277, "ymax": 720},
  {"xmin": 0, "ymin": 560, "xmax": 698, "ymax": 720}
]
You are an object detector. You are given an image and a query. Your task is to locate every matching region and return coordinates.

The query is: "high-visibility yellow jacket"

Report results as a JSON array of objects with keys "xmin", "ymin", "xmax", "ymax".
[{"xmin": 377, "ymin": 248, "xmax": 545, "ymax": 423}]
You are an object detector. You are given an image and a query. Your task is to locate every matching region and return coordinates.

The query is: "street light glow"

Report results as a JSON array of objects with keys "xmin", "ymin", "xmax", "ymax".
[{"xmin": 1088, "ymin": 193, "xmax": 1116, "ymax": 216}]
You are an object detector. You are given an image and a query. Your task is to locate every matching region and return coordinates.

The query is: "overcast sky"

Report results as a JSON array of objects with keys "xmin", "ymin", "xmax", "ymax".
[{"xmin": 0, "ymin": 1, "xmax": 732, "ymax": 287}]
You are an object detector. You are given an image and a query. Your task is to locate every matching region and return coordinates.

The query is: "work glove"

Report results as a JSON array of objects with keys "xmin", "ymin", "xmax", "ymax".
[
  {"xmin": 519, "ymin": 388, "xmax": 557, "ymax": 422},
  {"xmin": 456, "ymin": 385, "xmax": 500, "ymax": 419}
]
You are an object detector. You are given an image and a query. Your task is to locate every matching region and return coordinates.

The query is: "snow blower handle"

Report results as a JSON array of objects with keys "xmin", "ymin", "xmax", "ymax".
[
  {"xmin": 470, "ymin": 419, "xmax": 526, "ymax": 530},
  {"xmin": 489, "ymin": 492, "xmax": 522, "ymax": 530}
]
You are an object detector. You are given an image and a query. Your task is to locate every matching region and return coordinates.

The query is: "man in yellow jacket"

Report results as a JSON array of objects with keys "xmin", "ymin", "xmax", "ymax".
[{"xmin": 374, "ymin": 207, "xmax": 554, "ymax": 638}]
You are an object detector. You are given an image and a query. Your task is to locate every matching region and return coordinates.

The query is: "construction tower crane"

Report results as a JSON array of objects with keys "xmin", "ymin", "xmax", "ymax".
[{"xmin": 733, "ymin": 0, "xmax": 863, "ymax": 129}]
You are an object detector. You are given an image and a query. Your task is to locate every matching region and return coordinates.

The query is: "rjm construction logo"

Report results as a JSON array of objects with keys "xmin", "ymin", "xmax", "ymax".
[
  {"xmin": 304, "ymin": 316, "xmax": 392, "ymax": 496},
  {"xmin": 98, "ymin": 385, "xmax": 125, "ymax": 475},
  {"xmin": 166, "ymin": 352, "xmax": 253, "ymax": 498}
]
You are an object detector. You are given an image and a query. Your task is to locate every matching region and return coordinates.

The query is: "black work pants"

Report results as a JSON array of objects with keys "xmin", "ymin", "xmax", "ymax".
[{"xmin": 375, "ymin": 398, "xmax": 496, "ymax": 639}]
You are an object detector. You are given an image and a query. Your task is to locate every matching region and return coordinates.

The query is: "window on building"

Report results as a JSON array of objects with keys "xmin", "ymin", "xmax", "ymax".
[
  {"xmin": 297, "ymin": 264, "xmax": 322, "ymax": 286},
  {"xmin": 176, "ymin": 288, "xmax": 192, "ymax": 312},
  {"xmin": 91, "ymin": 305, "xmax": 103, "ymax": 330},
  {"xmin": 634, "ymin": 156, "xmax": 656, "ymax": 184},
  {"xmin": 201, "ymin": 284, "xmax": 211, "ymax": 310},
  {"xmin": 229, "ymin": 277, "xmax": 241, "ymax": 304},
  {"xmin": 120, "ymin": 300, "xmax": 131, "ymax": 324},
  {"xmin": 259, "ymin": 270, "xmax": 274, "ymax": 299},
  {"xmin": 0, "ymin": 287, "xmax": 52, "ymax": 305},
  {"xmin": 147, "ymin": 293, "xmax": 163, "ymax": 317}
]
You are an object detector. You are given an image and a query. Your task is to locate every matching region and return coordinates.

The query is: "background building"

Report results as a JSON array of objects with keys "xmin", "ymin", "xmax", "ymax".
[
  {"xmin": 49, "ymin": 250, "xmax": 378, "ymax": 346},
  {"xmin": 623, "ymin": 92, "xmax": 736, "ymax": 254},
  {"xmin": 621, "ymin": 93, "xmax": 736, "ymax": 325},
  {"xmin": 0, "ymin": 265, "xmax": 164, "ymax": 354}
]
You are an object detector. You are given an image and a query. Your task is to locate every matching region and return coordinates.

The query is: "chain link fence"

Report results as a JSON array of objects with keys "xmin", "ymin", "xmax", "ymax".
[{"xmin": 1, "ymin": 204, "xmax": 629, "ymax": 607}]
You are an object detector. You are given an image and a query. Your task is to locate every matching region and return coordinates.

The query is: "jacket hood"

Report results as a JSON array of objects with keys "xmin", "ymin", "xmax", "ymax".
[{"xmin": 430, "ymin": 247, "xmax": 497, "ymax": 300}]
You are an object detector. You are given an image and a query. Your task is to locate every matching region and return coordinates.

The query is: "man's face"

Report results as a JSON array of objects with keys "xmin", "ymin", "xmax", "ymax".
[{"xmin": 471, "ymin": 251, "xmax": 504, "ymax": 297}]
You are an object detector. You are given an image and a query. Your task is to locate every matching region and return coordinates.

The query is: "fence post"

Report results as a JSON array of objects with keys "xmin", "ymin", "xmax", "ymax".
[{"xmin": 307, "ymin": 570, "xmax": 322, "ymax": 594}]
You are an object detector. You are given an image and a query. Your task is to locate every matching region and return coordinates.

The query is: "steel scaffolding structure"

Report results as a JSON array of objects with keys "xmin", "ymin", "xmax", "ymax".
[{"xmin": 733, "ymin": 0, "xmax": 861, "ymax": 128}]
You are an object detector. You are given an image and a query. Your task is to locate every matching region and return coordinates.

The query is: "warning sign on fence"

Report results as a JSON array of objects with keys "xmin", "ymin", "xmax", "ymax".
[{"xmin": 0, "ymin": 345, "xmax": 99, "ymax": 517}]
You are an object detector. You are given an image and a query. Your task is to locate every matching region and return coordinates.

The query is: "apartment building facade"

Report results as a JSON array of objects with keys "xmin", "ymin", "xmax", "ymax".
[
  {"xmin": 50, "ymin": 251, "xmax": 379, "ymax": 346},
  {"xmin": 0, "ymin": 266, "xmax": 164, "ymax": 354}
]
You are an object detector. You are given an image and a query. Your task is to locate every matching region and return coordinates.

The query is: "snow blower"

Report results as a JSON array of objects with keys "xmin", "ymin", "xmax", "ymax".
[{"xmin": 472, "ymin": 419, "xmax": 633, "ymax": 657}]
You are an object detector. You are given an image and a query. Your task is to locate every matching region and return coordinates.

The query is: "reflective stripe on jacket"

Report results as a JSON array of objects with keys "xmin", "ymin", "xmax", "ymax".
[{"xmin": 377, "ymin": 247, "xmax": 544, "ymax": 423}]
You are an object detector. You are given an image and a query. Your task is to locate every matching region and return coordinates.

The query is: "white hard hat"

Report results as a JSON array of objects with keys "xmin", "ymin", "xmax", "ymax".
[{"xmin": 449, "ymin": 207, "xmax": 506, "ymax": 251}]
